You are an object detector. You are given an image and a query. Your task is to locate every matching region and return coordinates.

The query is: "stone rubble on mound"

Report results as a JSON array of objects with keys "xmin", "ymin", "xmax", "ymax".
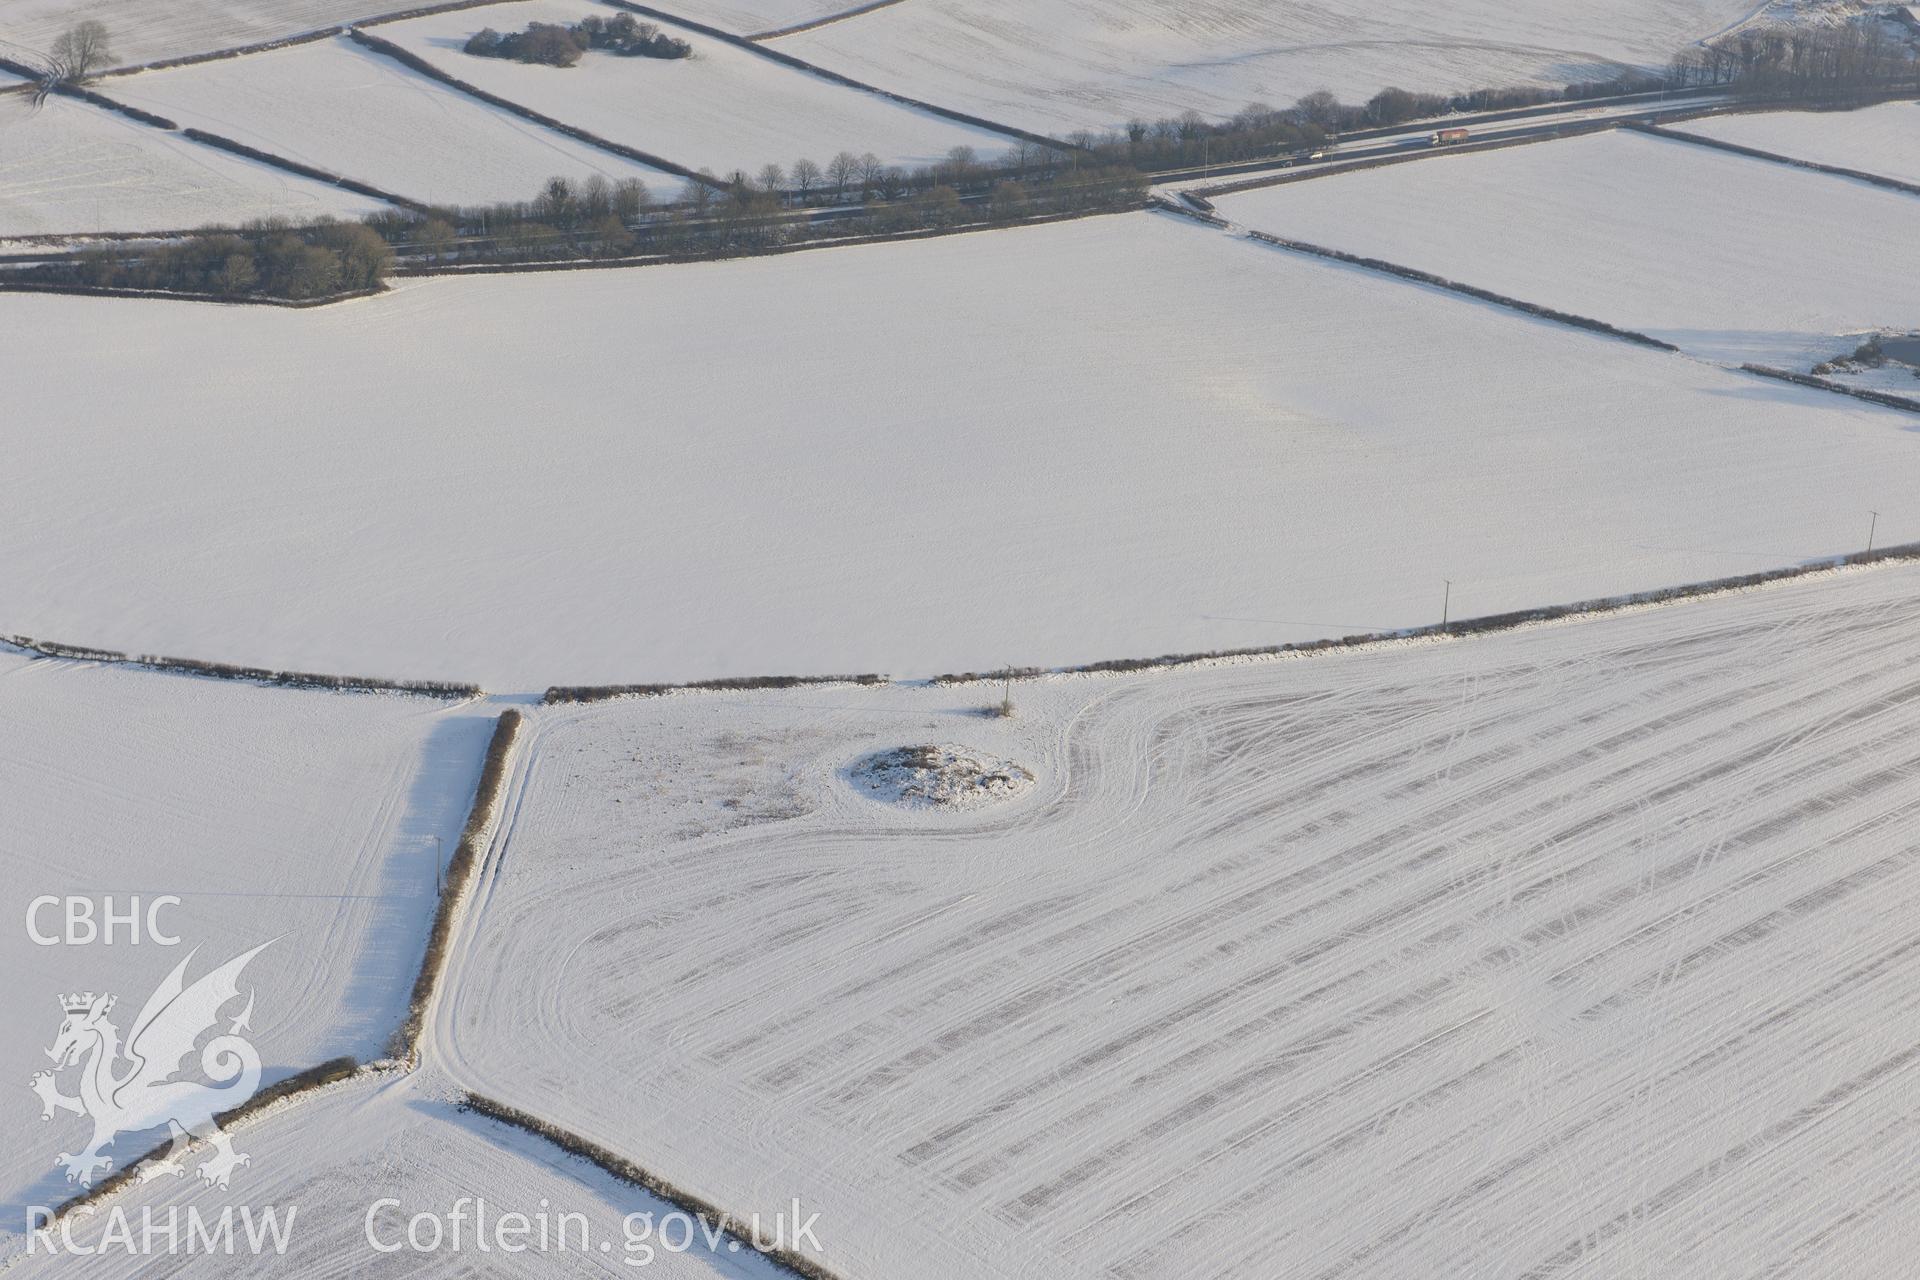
[{"xmin": 852, "ymin": 745, "xmax": 1034, "ymax": 810}]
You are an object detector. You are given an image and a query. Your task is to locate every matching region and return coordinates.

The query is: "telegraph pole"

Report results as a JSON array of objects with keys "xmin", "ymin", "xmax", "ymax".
[
  {"xmin": 433, "ymin": 835, "xmax": 444, "ymax": 896},
  {"xmin": 1442, "ymin": 579, "xmax": 1453, "ymax": 632},
  {"xmin": 1867, "ymin": 510, "xmax": 1879, "ymax": 556}
]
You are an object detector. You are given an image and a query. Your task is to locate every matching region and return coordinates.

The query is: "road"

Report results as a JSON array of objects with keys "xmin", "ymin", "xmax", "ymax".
[{"xmin": 1147, "ymin": 93, "xmax": 1733, "ymax": 192}]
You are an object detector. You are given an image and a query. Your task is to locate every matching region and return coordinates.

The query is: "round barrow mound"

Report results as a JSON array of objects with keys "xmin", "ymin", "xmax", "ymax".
[{"xmin": 852, "ymin": 745, "xmax": 1034, "ymax": 810}]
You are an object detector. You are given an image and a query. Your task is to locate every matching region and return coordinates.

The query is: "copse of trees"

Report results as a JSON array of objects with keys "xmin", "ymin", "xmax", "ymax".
[
  {"xmin": 464, "ymin": 14, "xmax": 691, "ymax": 67},
  {"xmin": 1668, "ymin": 23, "xmax": 1917, "ymax": 95},
  {"xmin": 575, "ymin": 14, "xmax": 692, "ymax": 58},
  {"xmin": 25, "ymin": 219, "xmax": 394, "ymax": 301}
]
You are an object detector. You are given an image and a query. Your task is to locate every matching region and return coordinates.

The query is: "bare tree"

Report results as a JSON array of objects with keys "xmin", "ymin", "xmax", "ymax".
[
  {"xmin": 827, "ymin": 151, "xmax": 860, "ymax": 199},
  {"xmin": 681, "ymin": 172, "xmax": 716, "ymax": 216},
  {"xmin": 50, "ymin": 20, "xmax": 113, "ymax": 83},
  {"xmin": 612, "ymin": 177, "xmax": 653, "ymax": 219},
  {"xmin": 856, "ymin": 151, "xmax": 885, "ymax": 197},
  {"xmin": 756, "ymin": 162, "xmax": 786, "ymax": 193},
  {"xmin": 791, "ymin": 157, "xmax": 822, "ymax": 203},
  {"xmin": 580, "ymin": 174, "xmax": 613, "ymax": 219},
  {"xmin": 989, "ymin": 179, "xmax": 1028, "ymax": 221},
  {"xmin": 414, "ymin": 217, "xmax": 457, "ymax": 262},
  {"xmin": 1293, "ymin": 89, "xmax": 1344, "ymax": 131}
]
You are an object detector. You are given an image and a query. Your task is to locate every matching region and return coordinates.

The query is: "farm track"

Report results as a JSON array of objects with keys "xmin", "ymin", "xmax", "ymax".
[{"xmin": 435, "ymin": 563, "xmax": 1920, "ymax": 1278}]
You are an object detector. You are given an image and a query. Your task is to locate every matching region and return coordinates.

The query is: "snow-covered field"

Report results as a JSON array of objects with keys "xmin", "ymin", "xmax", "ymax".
[
  {"xmin": 662, "ymin": 0, "xmax": 856, "ymax": 36},
  {"xmin": 107, "ymin": 35, "xmax": 678, "ymax": 208},
  {"xmin": 435, "ymin": 560, "xmax": 1920, "ymax": 1278},
  {"xmin": 1674, "ymin": 100, "xmax": 1920, "ymax": 187},
  {"xmin": 4, "ymin": 211, "xmax": 1917, "ymax": 688},
  {"xmin": 0, "ymin": 0, "xmax": 454, "ymax": 68},
  {"xmin": 0, "ymin": 95, "xmax": 385, "ymax": 235},
  {"xmin": 378, "ymin": 0, "xmax": 1013, "ymax": 176},
  {"xmin": 0, "ymin": 646, "xmax": 494, "ymax": 1247},
  {"xmin": 778, "ymin": 0, "xmax": 1764, "ymax": 136},
  {"xmin": 2, "ymin": 1072, "xmax": 792, "ymax": 1276},
  {"xmin": 1214, "ymin": 128, "xmax": 1920, "ymax": 371}
]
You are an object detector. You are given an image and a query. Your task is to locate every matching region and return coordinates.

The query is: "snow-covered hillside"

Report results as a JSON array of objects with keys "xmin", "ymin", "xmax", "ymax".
[
  {"xmin": 108, "ymin": 35, "xmax": 680, "ymax": 208},
  {"xmin": 377, "ymin": 0, "xmax": 1014, "ymax": 176},
  {"xmin": 437, "ymin": 559, "xmax": 1920, "ymax": 1278},
  {"xmin": 779, "ymin": 0, "xmax": 1766, "ymax": 135},
  {"xmin": 0, "ymin": 0, "xmax": 425, "ymax": 69},
  {"xmin": 659, "ymin": 0, "xmax": 859, "ymax": 36},
  {"xmin": 0, "ymin": 94, "xmax": 385, "ymax": 235}
]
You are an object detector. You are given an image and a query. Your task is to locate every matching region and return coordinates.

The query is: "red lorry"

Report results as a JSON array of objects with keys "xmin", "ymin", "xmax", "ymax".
[{"xmin": 1430, "ymin": 128, "xmax": 1471, "ymax": 146}]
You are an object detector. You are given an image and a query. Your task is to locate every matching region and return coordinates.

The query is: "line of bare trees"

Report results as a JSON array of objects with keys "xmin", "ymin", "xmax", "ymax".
[
  {"xmin": 1668, "ymin": 23, "xmax": 1917, "ymax": 95},
  {"xmin": 356, "ymin": 144, "xmax": 1147, "ymax": 267},
  {"xmin": 1054, "ymin": 65, "xmax": 1684, "ymax": 175}
]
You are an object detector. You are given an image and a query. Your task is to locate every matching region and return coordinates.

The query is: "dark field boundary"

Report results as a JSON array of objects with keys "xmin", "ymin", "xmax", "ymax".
[
  {"xmin": 0, "ymin": 280, "xmax": 383, "ymax": 305},
  {"xmin": 0, "ymin": 634, "xmax": 479, "ymax": 696},
  {"xmin": 1228, "ymin": 221, "xmax": 1677, "ymax": 351},
  {"xmin": 390, "ymin": 709, "xmax": 522, "ymax": 1060},
  {"xmin": 546, "ymin": 673, "xmax": 887, "ymax": 704},
  {"xmin": 1627, "ymin": 118, "xmax": 1920, "ymax": 198},
  {"xmin": 345, "ymin": 27, "xmax": 714, "ymax": 184},
  {"xmin": 50, "ymin": 1057, "xmax": 363, "ymax": 1219},
  {"xmin": 90, "ymin": 0, "xmax": 532, "ymax": 76},
  {"xmin": 1742, "ymin": 364, "xmax": 1920, "ymax": 416},
  {"xmin": 39, "ymin": 713, "xmax": 520, "ymax": 1225},
  {"xmin": 601, "ymin": 0, "xmax": 1060, "ymax": 150},
  {"xmin": 181, "ymin": 126, "xmax": 435, "ymax": 212},
  {"xmin": 931, "ymin": 542, "xmax": 1920, "ymax": 684},
  {"xmin": 748, "ymin": 0, "xmax": 912, "ymax": 40},
  {"xmin": 552, "ymin": 547, "xmax": 1920, "ymax": 697},
  {"xmin": 0, "ymin": 53, "xmax": 429, "ymax": 215},
  {"xmin": 459, "ymin": 1094, "xmax": 844, "ymax": 1280}
]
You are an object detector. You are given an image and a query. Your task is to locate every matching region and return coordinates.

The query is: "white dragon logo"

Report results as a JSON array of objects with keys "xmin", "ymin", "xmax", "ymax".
[{"xmin": 29, "ymin": 942, "xmax": 269, "ymax": 1190}]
